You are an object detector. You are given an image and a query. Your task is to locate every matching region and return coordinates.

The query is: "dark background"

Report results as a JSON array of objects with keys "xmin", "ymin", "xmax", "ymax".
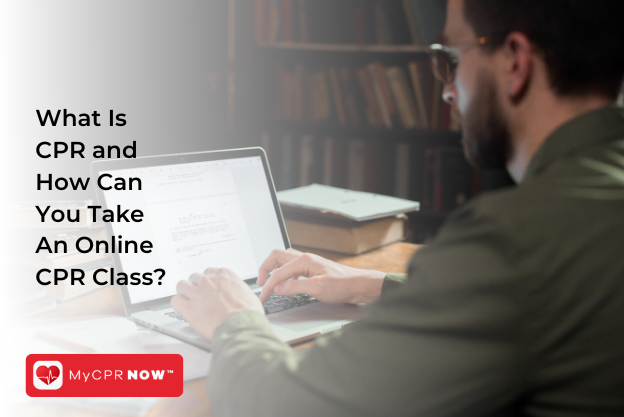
[{"xmin": 4, "ymin": 0, "xmax": 514, "ymax": 243}]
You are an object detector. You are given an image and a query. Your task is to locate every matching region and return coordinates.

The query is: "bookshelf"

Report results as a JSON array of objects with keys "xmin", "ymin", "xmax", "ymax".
[
  {"xmin": 258, "ymin": 41, "xmax": 430, "ymax": 53},
  {"xmin": 228, "ymin": 0, "xmax": 491, "ymax": 243},
  {"xmin": 263, "ymin": 121, "xmax": 461, "ymax": 143}
]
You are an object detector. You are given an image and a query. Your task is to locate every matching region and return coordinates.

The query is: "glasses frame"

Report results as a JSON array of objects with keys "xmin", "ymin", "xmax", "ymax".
[{"xmin": 427, "ymin": 37, "xmax": 491, "ymax": 85}]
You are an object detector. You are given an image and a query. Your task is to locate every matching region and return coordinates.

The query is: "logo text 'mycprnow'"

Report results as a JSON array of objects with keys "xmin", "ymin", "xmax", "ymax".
[{"xmin": 26, "ymin": 354, "xmax": 183, "ymax": 397}]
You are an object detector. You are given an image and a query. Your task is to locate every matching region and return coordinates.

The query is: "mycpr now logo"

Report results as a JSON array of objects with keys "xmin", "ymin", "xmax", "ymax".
[
  {"xmin": 26, "ymin": 354, "xmax": 183, "ymax": 397},
  {"xmin": 33, "ymin": 361, "xmax": 63, "ymax": 390},
  {"xmin": 69, "ymin": 368, "xmax": 168, "ymax": 382}
]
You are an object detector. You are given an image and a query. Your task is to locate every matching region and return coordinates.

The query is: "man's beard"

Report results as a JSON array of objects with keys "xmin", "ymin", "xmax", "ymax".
[{"xmin": 461, "ymin": 72, "xmax": 511, "ymax": 170}]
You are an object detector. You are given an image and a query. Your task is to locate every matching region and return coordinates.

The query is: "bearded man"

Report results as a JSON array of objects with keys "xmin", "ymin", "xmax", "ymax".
[{"xmin": 173, "ymin": 1, "xmax": 624, "ymax": 415}]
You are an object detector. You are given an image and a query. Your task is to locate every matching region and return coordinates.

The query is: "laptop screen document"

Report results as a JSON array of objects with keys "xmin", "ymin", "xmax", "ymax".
[{"xmin": 100, "ymin": 156, "xmax": 286, "ymax": 304}]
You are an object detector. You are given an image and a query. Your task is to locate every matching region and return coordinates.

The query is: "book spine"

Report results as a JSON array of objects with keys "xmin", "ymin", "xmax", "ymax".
[
  {"xmin": 312, "ymin": 70, "xmax": 322, "ymax": 121},
  {"xmin": 310, "ymin": 134, "xmax": 324, "ymax": 184},
  {"xmin": 374, "ymin": 63, "xmax": 396, "ymax": 126},
  {"xmin": 353, "ymin": 3, "xmax": 366, "ymax": 45},
  {"xmin": 328, "ymin": 66, "xmax": 347, "ymax": 125},
  {"xmin": 332, "ymin": 137, "xmax": 348, "ymax": 188},
  {"xmin": 283, "ymin": 68, "xmax": 294, "ymax": 120},
  {"xmin": 407, "ymin": 0, "xmax": 426, "ymax": 44},
  {"xmin": 368, "ymin": 63, "xmax": 393, "ymax": 128},
  {"xmin": 312, "ymin": 70, "xmax": 331, "ymax": 121},
  {"xmin": 275, "ymin": 62, "xmax": 284, "ymax": 119},
  {"xmin": 281, "ymin": 134, "xmax": 294, "ymax": 190},
  {"xmin": 376, "ymin": 139, "xmax": 395, "ymax": 196},
  {"xmin": 303, "ymin": 65, "xmax": 313, "ymax": 121},
  {"xmin": 402, "ymin": 0, "xmax": 420, "ymax": 45},
  {"xmin": 268, "ymin": 0, "xmax": 280, "ymax": 43},
  {"xmin": 386, "ymin": 67, "xmax": 419, "ymax": 129},
  {"xmin": 293, "ymin": 64, "xmax": 305, "ymax": 121},
  {"xmin": 397, "ymin": 67, "xmax": 421, "ymax": 129},
  {"xmin": 378, "ymin": 1, "xmax": 394, "ymax": 45},
  {"xmin": 364, "ymin": 141, "xmax": 378, "ymax": 193},
  {"xmin": 282, "ymin": 0, "xmax": 294, "ymax": 42},
  {"xmin": 322, "ymin": 137, "xmax": 334, "ymax": 186},
  {"xmin": 297, "ymin": 0, "xmax": 309, "ymax": 42},
  {"xmin": 299, "ymin": 134, "xmax": 315, "ymax": 186},
  {"xmin": 347, "ymin": 138, "xmax": 366, "ymax": 191},
  {"xmin": 395, "ymin": 142, "xmax": 411, "ymax": 198},
  {"xmin": 356, "ymin": 67, "xmax": 383, "ymax": 127},
  {"xmin": 408, "ymin": 61, "xmax": 429, "ymax": 129},
  {"xmin": 374, "ymin": 1, "xmax": 385, "ymax": 44},
  {"xmin": 339, "ymin": 67, "xmax": 361, "ymax": 125}
]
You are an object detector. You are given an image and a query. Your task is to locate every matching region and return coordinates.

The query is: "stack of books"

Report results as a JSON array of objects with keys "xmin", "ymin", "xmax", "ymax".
[
  {"xmin": 7, "ymin": 201, "xmax": 113, "ymax": 317},
  {"xmin": 277, "ymin": 184, "xmax": 419, "ymax": 255}
]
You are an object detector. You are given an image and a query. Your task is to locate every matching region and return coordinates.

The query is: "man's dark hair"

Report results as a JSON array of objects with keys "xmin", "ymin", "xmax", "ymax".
[{"xmin": 463, "ymin": 0, "xmax": 624, "ymax": 100}]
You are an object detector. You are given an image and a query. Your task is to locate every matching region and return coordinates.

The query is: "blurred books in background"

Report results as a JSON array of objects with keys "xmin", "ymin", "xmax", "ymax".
[
  {"xmin": 273, "ymin": 61, "xmax": 459, "ymax": 132},
  {"xmin": 263, "ymin": 133, "xmax": 480, "ymax": 209},
  {"xmin": 254, "ymin": 0, "xmax": 445, "ymax": 46}
]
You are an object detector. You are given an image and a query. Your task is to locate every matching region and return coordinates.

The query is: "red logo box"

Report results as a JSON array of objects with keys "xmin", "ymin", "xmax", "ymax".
[{"xmin": 26, "ymin": 354, "xmax": 183, "ymax": 397}]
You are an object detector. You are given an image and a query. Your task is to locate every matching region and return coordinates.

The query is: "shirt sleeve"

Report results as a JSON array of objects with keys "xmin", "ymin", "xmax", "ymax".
[
  {"xmin": 206, "ymin": 201, "xmax": 528, "ymax": 417},
  {"xmin": 382, "ymin": 272, "xmax": 408, "ymax": 295}
]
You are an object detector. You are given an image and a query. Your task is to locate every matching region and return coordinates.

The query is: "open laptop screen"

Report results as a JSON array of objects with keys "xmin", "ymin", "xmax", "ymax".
[{"xmin": 99, "ymin": 155, "xmax": 286, "ymax": 304}]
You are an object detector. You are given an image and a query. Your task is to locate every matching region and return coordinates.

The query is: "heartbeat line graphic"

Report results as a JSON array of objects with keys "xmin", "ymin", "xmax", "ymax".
[{"xmin": 37, "ymin": 368, "xmax": 60, "ymax": 385}]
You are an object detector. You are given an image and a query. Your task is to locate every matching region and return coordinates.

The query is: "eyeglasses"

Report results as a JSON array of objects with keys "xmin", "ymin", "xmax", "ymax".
[{"xmin": 428, "ymin": 37, "xmax": 491, "ymax": 84}]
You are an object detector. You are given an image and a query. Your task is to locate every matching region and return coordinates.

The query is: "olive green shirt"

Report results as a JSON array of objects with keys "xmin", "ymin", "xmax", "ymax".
[{"xmin": 207, "ymin": 106, "xmax": 624, "ymax": 416}]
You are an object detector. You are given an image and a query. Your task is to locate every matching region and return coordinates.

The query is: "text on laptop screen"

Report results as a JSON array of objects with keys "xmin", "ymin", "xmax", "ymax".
[{"xmin": 100, "ymin": 156, "xmax": 286, "ymax": 304}]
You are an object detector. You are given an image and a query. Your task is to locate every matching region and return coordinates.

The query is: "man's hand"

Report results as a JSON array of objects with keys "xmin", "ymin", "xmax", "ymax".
[
  {"xmin": 257, "ymin": 248, "xmax": 386, "ymax": 305},
  {"xmin": 172, "ymin": 267, "xmax": 264, "ymax": 342}
]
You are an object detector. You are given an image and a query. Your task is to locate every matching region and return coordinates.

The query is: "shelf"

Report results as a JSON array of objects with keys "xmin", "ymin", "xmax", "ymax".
[
  {"xmin": 264, "ymin": 121, "xmax": 462, "ymax": 145},
  {"xmin": 257, "ymin": 42, "xmax": 429, "ymax": 54}
]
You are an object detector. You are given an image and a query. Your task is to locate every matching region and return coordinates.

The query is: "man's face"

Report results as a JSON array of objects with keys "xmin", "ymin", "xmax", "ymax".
[{"xmin": 443, "ymin": 0, "xmax": 510, "ymax": 170}]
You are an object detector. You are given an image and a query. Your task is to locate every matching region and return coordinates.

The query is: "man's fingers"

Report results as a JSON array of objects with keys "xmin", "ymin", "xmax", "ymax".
[
  {"xmin": 257, "ymin": 248, "xmax": 300, "ymax": 286},
  {"xmin": 274, "ymin": 277, "xmax": 318, "ymax": 298},
  {"xmin": 259, "ymin": 254, "xmax": 315, "ymax": 303},
  {"xmin": 171, "ymin": 294, "xmax": 190, "ymax": 317},
  {"xmin": 203, "ymin": 267, "xmax": 220, "ymax": 276},
  {"xmin": 188, "ymin": 273, "xmax": 203, "ymax": 286},
  {"xmin": 177, "ymin": 279, "xmax": 198, "ymax": 299}
]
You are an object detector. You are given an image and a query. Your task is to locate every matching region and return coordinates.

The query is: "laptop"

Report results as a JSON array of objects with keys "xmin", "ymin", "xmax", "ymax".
[{"xmin": 91, "ymin": 147, "xmax": 363, "ymax": 351}]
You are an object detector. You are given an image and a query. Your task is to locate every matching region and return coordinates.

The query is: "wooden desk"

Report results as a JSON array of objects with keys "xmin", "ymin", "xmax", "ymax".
[{"xmin": 19, "ymin": 242, "xmax": 421, "ymax": 417}]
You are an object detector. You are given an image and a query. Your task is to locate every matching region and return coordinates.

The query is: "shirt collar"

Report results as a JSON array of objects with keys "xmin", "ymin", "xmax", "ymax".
[{"xmin": 524, "ymin": 104, "xmax": 624, "ymax": 181}]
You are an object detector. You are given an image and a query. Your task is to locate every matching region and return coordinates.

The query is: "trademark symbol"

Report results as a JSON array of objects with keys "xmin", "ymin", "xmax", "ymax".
[{"xmin": 167, "ymin": 370, "xmax": 174, "ymax": 373}]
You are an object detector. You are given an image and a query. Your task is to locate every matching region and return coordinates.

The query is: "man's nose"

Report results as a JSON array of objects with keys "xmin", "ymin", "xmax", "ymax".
[{"xmin": 442, "ymin": 83, "xmax": 456, "ymax": 105}]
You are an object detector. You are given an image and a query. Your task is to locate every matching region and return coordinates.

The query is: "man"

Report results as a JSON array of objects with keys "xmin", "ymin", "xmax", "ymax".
[{"xmin": 173, "ymin": 0, "xmax": 624, "ymax": 415}]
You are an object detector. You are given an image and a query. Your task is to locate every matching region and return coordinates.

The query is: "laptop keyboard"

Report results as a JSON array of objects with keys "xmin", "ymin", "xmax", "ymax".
[
  {"xmin": 259, "ymin": 292, "xmax": 318, "ymax": 315},
  {"xmin": 165, "ymin": 311, "xmax": 186, "ymax": 322},
  {"xmin": 165, "ymin": 293, "xmax": 318, "ymax": 322}
]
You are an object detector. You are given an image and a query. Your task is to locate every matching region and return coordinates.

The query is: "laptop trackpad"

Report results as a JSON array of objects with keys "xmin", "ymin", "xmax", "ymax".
[{"xmin": 271, "ymin": 308, "xmax": 343, "ymax": 333}]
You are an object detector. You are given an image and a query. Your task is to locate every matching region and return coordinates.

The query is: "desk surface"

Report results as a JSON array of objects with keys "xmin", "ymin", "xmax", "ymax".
[{"xmin": 19, "ymin": 242, "xmax": 421, "ymax": 417}]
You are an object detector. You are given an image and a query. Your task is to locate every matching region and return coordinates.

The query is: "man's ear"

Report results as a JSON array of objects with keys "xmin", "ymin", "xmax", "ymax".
[{"xmin": 502, "ymin": 31, "xmax": 534, "ymax": 101}]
